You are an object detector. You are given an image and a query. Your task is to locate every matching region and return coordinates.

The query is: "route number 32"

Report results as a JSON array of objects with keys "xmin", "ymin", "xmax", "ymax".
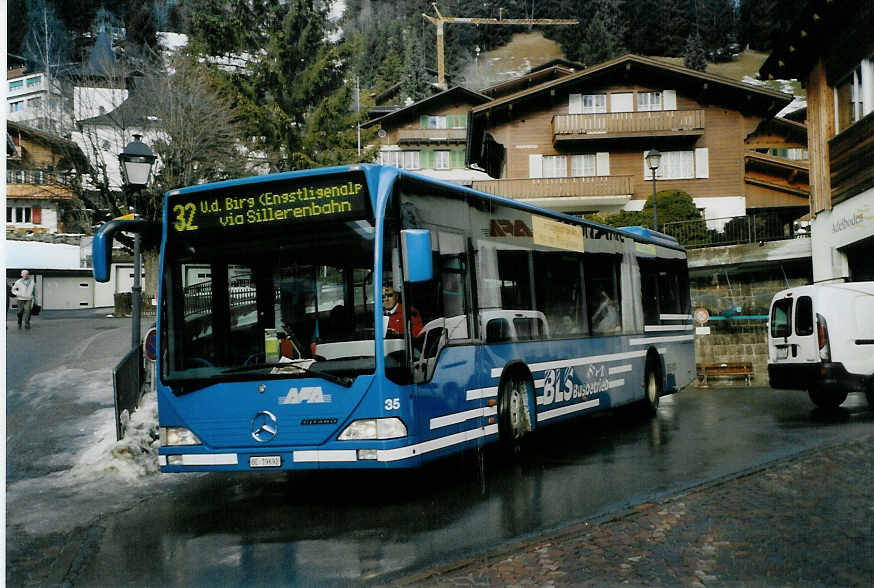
[
  {"xmin": 172, "ymin": 203, "xmax": 199, "ymax": 231},
  {"xmin": 385, "ymin": 397, "xmax": 400, "ymax": 411}
]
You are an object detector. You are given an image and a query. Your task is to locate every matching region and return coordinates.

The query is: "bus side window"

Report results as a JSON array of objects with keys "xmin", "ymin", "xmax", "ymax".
[{"xmin": 585, "ymin": 253, "xmax": 622, "ymax": 335}]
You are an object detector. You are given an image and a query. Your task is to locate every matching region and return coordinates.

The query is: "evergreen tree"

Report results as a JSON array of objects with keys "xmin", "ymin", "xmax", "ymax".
[
  {"xmin": 400, "ymin": 28, "xmax": 430, "ymax": 103},
  {"xmin": 683, "ymin": 31, "xmax": 707, "ymax": 71},
  {"xmin": 578, "ymin": 0, "xmax": 626, "ymax": 65},
  {"xmin": 126, "ymin": 1, "xmax": 158, "ymax": 53}
]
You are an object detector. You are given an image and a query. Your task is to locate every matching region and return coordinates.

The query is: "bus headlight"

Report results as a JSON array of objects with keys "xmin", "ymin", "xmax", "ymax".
[
  {"xmin": 338, "ymin": 418, "xmax": 407, "ymax": 440},
  {"xmin": 160, "ymin": 426, "xmax": 202, "ymax": 446}
]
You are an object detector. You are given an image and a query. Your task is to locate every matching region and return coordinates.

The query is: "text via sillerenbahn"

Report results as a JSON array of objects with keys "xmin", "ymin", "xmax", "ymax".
[{"xmin": 171, "ymin": 181, "xmax": 364, "ymax": 231}]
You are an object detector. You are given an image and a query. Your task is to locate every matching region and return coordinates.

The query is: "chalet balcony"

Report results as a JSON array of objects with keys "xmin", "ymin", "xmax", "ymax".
[
  {"xmin": 6, "ymin": 168, "xmax": 75, "ymax": 199},
  {"xmin": 552, "ymin": 109, "xmax": 705, "ymax": 143},
  {"xmin": 829, "ymin": 110, "xmax": 874, "ymax": 205},
  {"xmin": 472, "ymin": 176, "xmax": 633, "ymax": 210},
  {"xmin": 397, "ymin": 128, "xmax": 467, "ymax": 143}
]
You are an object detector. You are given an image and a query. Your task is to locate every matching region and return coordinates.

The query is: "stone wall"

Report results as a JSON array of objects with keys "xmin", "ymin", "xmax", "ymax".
[{"xmin": 690, "ymin": 270, "xmax": 810, "ymax": 386}]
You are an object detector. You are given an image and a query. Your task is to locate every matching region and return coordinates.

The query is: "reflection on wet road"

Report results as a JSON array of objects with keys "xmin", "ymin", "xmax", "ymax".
[{"xmin": 75, "ymin": 387, "xmax": 873, "ymax": 585}]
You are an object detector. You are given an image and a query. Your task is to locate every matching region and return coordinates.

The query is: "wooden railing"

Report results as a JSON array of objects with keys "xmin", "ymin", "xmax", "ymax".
[
  {"xmin": 472, "ymin": 175, "xmax": 633, "ymax": 199},
  {"xmin": 553, "ymin": 109, "xmax": 705, "ymax": 139},
  {"xmin": 7, "ymin": 168, "xmax": 74, "ymax": 186},
  {"xmin": 829, "ymin": 110, "xmax": 874, "ymax": 204},
  {"xmin": 397, "ymin": 128, "xmax": 467, "ymax": 143}
]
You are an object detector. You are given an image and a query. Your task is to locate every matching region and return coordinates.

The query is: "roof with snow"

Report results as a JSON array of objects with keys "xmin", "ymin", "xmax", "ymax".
[{"xmin": 5, "ymin": 240, "xmax": 84, "ymax": 270}]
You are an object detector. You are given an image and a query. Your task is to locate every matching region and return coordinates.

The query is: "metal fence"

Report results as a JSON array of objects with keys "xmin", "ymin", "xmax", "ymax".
[
  {"xmin": 112, "ymin": 347, "xmax": 143, "ymax": 441},
  {"xmin": 661, "ymin": 213, "xmax": 810, "ymax": 248}
]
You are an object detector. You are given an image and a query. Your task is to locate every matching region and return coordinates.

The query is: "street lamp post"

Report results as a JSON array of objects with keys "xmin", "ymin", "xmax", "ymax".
[
  {"xmin": 645, "ymin": 149, "xmax": 661, "ymax": 232},
  {"xmin": 118, "ymin": 135, "xmax": 156, "ymax": 350}
]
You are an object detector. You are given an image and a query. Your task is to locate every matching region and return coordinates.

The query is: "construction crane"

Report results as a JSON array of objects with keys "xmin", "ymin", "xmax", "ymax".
[{"xmin": 423, "ymin": 3, "xmax": 579, "ymax": 89}]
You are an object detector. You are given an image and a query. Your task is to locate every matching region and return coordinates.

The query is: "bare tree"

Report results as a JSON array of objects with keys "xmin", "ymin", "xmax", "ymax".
[{"xmin": 71, "ymin": 51, "xmax": 251, "ymax": 299}]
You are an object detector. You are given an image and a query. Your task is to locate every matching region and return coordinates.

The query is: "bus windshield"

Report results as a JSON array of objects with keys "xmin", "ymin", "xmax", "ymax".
[{"xmin": 162, "ymin": 219, "xmax": 378, "ymax": 387}]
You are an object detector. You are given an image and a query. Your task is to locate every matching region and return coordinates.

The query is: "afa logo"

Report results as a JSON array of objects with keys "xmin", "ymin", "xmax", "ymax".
[{"xmin": 279, "ymin": 386, "xmax": 332, "ymax": 405}]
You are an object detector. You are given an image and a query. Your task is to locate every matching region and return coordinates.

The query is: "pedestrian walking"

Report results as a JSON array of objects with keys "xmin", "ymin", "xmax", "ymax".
[{"xmin": 11, "ymin": 270, "xmax": 37, "ymax": 329}]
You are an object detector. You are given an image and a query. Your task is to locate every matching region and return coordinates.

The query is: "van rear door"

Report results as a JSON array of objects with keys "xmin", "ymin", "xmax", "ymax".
[
  {"xmin": 769, "ymin": 293, "xmax": 818, "ymax": 364},
  {"xmin": 791, "ymin": 295, "xmax": 819, "ymax": 363}
]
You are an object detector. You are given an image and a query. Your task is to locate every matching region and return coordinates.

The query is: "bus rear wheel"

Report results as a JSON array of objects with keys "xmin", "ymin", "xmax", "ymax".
[
  {"xmin": 498, "ymin": 378, "xmax": 531, "ymax": 454},
  {"xmin": 808, "ymin": 385, "xmax": 847, "ymax": 410}
]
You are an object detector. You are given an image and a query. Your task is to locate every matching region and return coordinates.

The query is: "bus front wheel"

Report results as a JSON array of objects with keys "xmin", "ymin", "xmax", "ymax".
[{"xmin": 498, "ymin": 378, "xmax": 532, "ymax": 454}]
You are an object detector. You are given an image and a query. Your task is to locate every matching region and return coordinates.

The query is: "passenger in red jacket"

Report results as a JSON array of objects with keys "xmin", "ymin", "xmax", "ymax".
[{"xmin": 382, "ymin": 285, "xmax": 423, "ymax": 338}]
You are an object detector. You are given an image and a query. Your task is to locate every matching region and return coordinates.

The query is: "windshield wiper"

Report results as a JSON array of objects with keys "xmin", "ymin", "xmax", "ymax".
[{"xmin": 221, "ymin": 361, "xmax": 353, "ymax": 387}]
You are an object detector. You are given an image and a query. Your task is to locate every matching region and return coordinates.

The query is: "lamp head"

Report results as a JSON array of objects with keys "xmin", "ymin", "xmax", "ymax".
[
  {"xmin": 119, "ymin": 134, "xmax": 156, "ymax": 188},
  {"xmin": 645, "ymin": 148, "xmax": 661, "ymax": 171}
]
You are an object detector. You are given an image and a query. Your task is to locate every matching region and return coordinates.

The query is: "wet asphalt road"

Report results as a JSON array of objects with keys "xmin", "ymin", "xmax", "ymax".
[
  {"xmin": 6, "ymin": 309, "xmax": 874, "ymax": 586},
  {"xmin": 73, "ymin": 389, "xmax": 873, "ymax": 585}
]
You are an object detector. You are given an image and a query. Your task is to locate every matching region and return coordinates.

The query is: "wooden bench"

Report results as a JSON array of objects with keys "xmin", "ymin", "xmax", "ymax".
[{"xmin": 697, "ymin": 362, "xmax": 753, "ymax": 387}]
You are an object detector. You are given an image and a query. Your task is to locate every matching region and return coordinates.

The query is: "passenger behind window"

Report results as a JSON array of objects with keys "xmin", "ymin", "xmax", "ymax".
[{"xmin": 592, "ymin": 290, "xmax": 620, "ymax": 334}]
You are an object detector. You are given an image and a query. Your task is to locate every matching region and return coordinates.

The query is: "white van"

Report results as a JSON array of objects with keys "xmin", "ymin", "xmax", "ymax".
[{"xmin": 767, "ymin": 281, "xmax": 874, "ymax": 409}]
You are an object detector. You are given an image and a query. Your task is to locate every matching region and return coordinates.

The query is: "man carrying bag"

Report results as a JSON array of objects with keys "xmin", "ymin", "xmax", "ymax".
[{"xmin": 12, "ymin": 270, "xmax": 38, "ymax": 329}]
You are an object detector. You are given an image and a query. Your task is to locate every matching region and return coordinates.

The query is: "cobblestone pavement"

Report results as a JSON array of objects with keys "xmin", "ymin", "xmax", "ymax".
[{"xmin": 394, "ymin": 435, "xmax": 874, "ymax": 586}]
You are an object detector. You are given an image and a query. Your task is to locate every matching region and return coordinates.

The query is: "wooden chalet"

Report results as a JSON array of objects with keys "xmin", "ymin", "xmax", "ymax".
[
  {"xmin": 760, "ymin": 0, "xmax": 874, "ymax": 282},
  {"xmin": 465, "ymin": 54, "xmax": 794, "ymax": 219}
]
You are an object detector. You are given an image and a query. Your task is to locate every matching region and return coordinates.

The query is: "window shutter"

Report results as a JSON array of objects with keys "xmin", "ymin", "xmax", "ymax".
[
  {"xmin": 450, "ymin": 150, "xmax": 464, "ymax": 168},
  {"xmin": 610, "ymin": 93, "xmax": 633, "ymax": 113},
  {"xmin": 419, "ymin": 115, "xmax": 429, "ymax": 128},
  {"xmin": 596, "ymin": 152, "xmax": 610, "ymax": 176},
  {"xmin": 569, "ymin": 94, "xmax": 582, "ymax": 114},
  {"xmin": 421, "ymin": 150, "xmax": 433, "ymax": 169},
  {"xmin": 695, "ymin": 148, "xmax": 709, "ymax": 178},
  {"xmin": 529, "ymin": 154, "xmax": 543, "ymax": 178},
  {"xmin": 663, "ymin": 90, "xmax": 677, "ymax": 111},
  {"xmin": 32, "ymin": 206, "xmax": 42, "ymax": 224},
  {"xmin": 459, "ymin": 113, "xmax": 468, "ymax": 128}
]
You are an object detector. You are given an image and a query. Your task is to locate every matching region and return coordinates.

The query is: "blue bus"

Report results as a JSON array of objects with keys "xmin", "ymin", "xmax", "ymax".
[{"xmin": 93, "ymin": 164, "xmax": 695, "ymax": 471}]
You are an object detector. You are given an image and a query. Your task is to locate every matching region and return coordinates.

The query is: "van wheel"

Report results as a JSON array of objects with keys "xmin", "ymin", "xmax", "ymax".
[
  {"xmin": 642, "ymin": 359, "xmax": 661, "ymax": 414},
  {"xmin": 808, "ymin": 386, "xmax": 847, "ymax": 410},
  {"xmin": 498, "ymin": 378, "xmax": 531, "ymax": 454},
  {"xmin": 865, "ymin": 382, "xmax": 874, "ymax": 408}
]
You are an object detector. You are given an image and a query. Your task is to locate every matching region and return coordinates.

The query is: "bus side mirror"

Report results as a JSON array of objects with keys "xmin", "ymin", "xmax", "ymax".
[
  {"xmin": 401, "ymin": 229, "xmax": 433, "ymax": 283},
  {"xmin": 92, "ymin": 218, "xmax": 157, "ymax": 282}
]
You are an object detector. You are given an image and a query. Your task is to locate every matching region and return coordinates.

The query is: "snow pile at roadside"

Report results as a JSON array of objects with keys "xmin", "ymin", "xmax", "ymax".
[{"xmin": 88, "ymin": 391, "xmax": 161, "ymax": 480}]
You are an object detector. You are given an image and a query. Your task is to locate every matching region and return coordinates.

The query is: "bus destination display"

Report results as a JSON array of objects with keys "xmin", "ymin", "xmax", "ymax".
[{"xmin": 169, "ymin": 172, "xmax": 370, "ymax": 234}]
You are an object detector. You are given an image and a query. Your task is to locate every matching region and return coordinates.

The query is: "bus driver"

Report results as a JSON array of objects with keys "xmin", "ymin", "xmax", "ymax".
[{"xmin": 383, "ymin": 285, "xmax": 424, "ymax": 338}]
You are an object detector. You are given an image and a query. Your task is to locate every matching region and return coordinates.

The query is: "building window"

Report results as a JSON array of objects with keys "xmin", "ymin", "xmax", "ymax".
[
  {"xmin": 638, "ymin": 91, "xmax": 662, "ymax": 111},
  {"xmin": 570, "ymin": 154, "xmax": 596, "ymax": 177},
  {"xmin": 26, "ymin": 76, "xmax": 41, "ymax": 87},
  {"xmin": 767, "ymin": 147, "xmax": 808, "ymax": 160},
  {"xmin": 643, "ymin": 150, "xmax": 696, "ymax": 179},
  {"xmin": 9, "ymin": 80, "xmax": 23, "ymax": 91},
  {"xmin": 569, "ymin": 93, "xmax": 607, "ymax": 114},
  {"xmin": 835, "ymin": 58, "xmax": 872, "ymax": 132},
  {"xmin": 379, "ymin": 150, "xmax": 420, "ymax": 170},
  {"xmin": 425, "ymin": 115, "xmax": 447, "ymax": 129},
  {"xmin": 543, "ymin": 155, "xmax": 567, "ymax": 178},
  {"xmin": 27, "ymin": 97, "xmax": 42, "ymax": 110},
  {"xmin": 7, "ymin": 206, "xmax": 32, "ymax": 224},
  {"xmin": 9, "ymin": 101, "xmax": 24, "ymax": 113},
  {"xmin": 434, "ymin": 150, "xmax": 450, "ymax": 170}
]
